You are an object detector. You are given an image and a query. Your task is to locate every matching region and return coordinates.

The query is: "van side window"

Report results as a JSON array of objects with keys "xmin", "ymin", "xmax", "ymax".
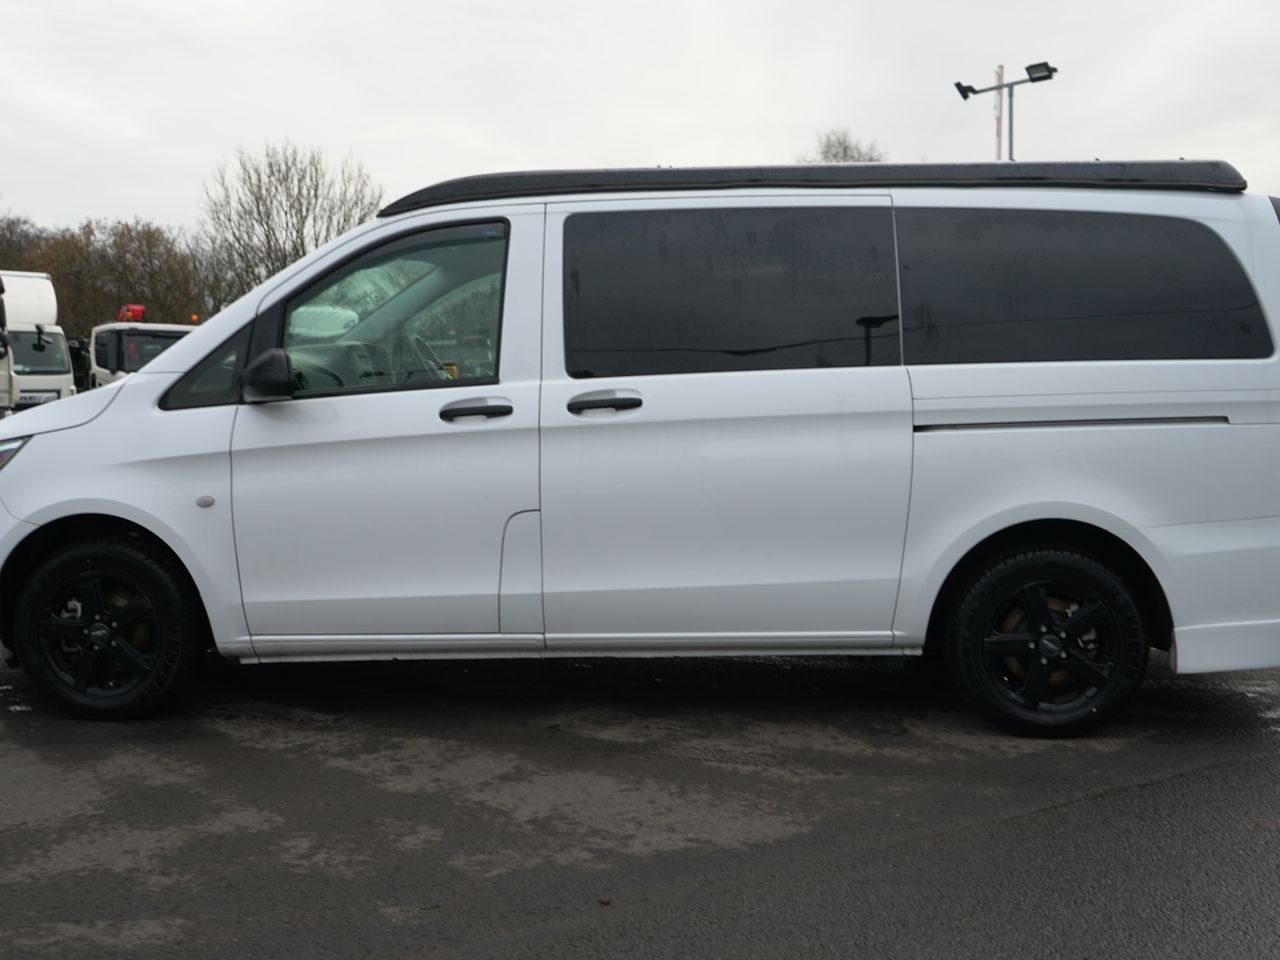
[
  {"xmin": 562, "ymin": 208, "xmax": 899, "ymax": 378},
  {"xmin": 282, "ymin": 222, "xmax": 508, "ymax": 398},
  {"xmin": 159, "ymin": 326, "xmax": 252, "ymax": 410},
  {"xmin": 93, "ymin": 332, "xmax": 111, "ymax": 369},
  {"xmin": 897, "ymin": 208, "xmax": 1272, "ymax": 364}
]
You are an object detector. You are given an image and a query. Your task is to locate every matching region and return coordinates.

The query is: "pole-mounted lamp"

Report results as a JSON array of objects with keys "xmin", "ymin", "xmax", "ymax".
[{"xmin": 954, "ymin": 62, "xmax": 1059, "ymax": 161}]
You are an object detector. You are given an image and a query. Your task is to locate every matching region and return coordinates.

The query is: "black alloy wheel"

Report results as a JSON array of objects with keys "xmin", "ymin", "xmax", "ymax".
[
  {"xmin": 14, "ymin": 538, "xmax": 204, "ymax": 719},
  {"xmin": 946, "ymin": 548, "xmax": 1148, "ymax": 737}
]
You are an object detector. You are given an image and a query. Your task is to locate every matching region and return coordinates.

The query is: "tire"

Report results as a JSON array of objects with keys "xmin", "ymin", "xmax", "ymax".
[
  {"xmin": 13, "ymin": 538, "xmax": 205, "ymax": 719},
  {"xmin": 945, "ymin": 548, "xmax": 1148, "ymax": 737}
]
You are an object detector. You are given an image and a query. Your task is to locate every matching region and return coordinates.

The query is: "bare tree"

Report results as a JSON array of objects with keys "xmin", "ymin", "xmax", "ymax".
[
  {"xmin": 0, "ymin": 214, "xmax": 43, "ymax": 267},
  {"xmin": 202, "ymin": 142, "xmax": 382, "ymax": 298},
  {"xmin": 2, "ymin": 217, "xmax": 217, "ymax": 337},
  {"xmin": 799, "ymin": 129, "xmax": 886, "ymax": 164},
  {"xmin": 185, "ymin": 232, "xmax": 241, "ymax": 319}
]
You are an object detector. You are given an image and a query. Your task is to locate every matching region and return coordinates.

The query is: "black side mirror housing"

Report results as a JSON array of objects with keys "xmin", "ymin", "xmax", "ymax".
[{"xmin": 242, "ymin": 348, "xmax": 294, "ymax": 403}]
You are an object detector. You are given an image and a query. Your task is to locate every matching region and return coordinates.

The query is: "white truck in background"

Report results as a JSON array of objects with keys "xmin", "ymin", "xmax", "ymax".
[
  {"xmin": 0, "ymin": 271, "xmax": 76, "ymax": 414},
  {"xmin": 88, "ymin": 320, "xmax": 193, "ymax": 387}
]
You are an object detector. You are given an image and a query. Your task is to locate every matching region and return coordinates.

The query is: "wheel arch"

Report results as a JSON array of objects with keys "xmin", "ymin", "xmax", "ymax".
[
  {"xmin": 921, "ymin": 519, "xmax": 1174, "ymax": 658},
  {"xmin": 0, "ymin": 514, "xmax": 213, "ymax": 665}
]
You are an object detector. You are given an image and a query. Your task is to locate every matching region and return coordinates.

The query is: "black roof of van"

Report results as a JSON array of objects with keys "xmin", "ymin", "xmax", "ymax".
[{"xmin": 379, "ymin": 160, "xmax": 1247, "ymax": 217}]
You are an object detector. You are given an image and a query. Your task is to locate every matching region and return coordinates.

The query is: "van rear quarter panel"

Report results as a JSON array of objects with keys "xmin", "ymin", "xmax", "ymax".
[{"xmin": 891, "ymin": 189, "xmax": 1280, "ymax": 670}]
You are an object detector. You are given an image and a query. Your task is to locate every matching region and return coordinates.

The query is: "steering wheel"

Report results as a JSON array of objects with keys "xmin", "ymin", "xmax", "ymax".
[{"xmin": 410, "ymin": 334, "xmax": 447, "ymax": 380}]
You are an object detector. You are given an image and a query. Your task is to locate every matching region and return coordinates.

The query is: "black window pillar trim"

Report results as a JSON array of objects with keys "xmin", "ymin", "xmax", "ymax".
[{"xmin": 249, "ymin": 301, "xmax": 285, "ymax": 362}]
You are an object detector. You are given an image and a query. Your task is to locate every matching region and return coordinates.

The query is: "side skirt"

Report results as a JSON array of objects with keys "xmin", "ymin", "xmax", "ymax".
[{"xmin": 240, "ymin": 632, "xmax": 913, "ymax": 664}]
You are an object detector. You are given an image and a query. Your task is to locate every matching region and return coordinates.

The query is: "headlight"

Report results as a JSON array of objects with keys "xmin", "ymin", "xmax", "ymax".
[{"xmin": 0, "ymin": 437, "xmax": 28, "ymax": 471}]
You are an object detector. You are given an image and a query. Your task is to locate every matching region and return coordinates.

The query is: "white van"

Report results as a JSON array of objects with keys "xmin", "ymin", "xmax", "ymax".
[
  {"xmin": 0, "ymin": 160, "xmax": 1277, "ymax": 736},
  {"xmin": 88, "ymin": 322, "xmax": 192, "ymax": 388}
]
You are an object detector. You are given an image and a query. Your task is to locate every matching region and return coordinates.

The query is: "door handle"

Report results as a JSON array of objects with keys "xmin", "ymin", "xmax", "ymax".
[
  {"xmin": 439, "ymin": 401, "xmax": 513, "ymax": 422},
  {"xmin": 567, "ymin": 394, "xmax": 643, "ymax": 415}
]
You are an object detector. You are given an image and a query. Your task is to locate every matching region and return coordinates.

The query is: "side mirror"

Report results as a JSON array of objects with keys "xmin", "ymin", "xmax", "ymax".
[
  {"xmin": 242, "ymin": 348, "xmax": 293, "ymax": 403},
  {"xmin": 0, "ymin": 331, "xmax": 9, "ymax": 361}
]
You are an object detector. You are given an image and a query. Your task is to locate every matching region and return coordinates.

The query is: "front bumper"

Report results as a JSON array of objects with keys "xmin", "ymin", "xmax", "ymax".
[{"xmin": 13, "ymin": 391, "xmax": 64, "ymax": 414}]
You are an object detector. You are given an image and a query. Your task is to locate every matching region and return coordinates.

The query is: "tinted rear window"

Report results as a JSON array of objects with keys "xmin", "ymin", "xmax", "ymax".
[
  {"xmin": 897, "ymin": 208, "xmax": 1272, "ymax": 364},
  {"xmin": 563, "ymin": 207, "xmax": 900, "ymax": 378}
]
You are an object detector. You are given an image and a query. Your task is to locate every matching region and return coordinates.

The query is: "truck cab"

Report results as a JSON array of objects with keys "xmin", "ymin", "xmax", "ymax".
[
  {"xmin": 8, "ymin": 322, "xmax": 75, "ymax": 411},
  {"xmin": 88, "ymin": 321, "xmax": 193, "ymax": 388},
  {"xmin": 0, "ymin": 272, "xmax": 75, "ymax": 411},
  {"xmin": 0, "ymin": 271, "xmax": 64, "ymax": 415}
]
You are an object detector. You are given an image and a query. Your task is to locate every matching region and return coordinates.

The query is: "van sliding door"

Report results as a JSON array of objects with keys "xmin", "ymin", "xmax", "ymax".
[{"xmin": 538, "ymin": 196, "xmax": 914, "ymax": 653}]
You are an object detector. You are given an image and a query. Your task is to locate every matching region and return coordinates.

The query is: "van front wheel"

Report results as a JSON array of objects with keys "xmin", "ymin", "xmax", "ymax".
[
  {"xmin": 946, "ymin": 548, "xmax": 1148, "ymax": 737},
  {"xmin": 14, "ymin": 538, "xmax": 205, "ymax": 719}
]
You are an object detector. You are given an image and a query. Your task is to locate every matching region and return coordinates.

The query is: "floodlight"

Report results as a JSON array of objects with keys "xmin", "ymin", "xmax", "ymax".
[{"xmin": 1025, "ymin": 62, "xmax": 1058, "ymax": 82}]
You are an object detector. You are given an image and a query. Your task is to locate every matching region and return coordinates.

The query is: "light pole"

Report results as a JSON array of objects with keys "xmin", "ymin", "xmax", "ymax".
[{"xmin": 955, "ymin": 61, "xmax": 1058, "ymax": 161}]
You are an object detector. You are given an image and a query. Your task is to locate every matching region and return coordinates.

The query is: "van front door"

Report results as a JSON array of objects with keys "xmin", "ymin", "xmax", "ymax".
[
  {"xmin": 230, "ymin": 211, "xmax": 545, "ymax": 658},
  {"xmin": 538, "ymin": 197, "xmax": 913, "ymax": 653}
]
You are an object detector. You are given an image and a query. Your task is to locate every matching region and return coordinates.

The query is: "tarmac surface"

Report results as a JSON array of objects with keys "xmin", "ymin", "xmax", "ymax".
[{"xmin": 2, "ymin": 652, "xmax": 1279, "ymax": 959}]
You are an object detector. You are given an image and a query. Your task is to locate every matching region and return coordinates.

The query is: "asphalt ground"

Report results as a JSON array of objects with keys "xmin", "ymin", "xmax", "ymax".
[{"xmin": 2, "ymin": 652, "xmax": 1279, "ymax": 959}]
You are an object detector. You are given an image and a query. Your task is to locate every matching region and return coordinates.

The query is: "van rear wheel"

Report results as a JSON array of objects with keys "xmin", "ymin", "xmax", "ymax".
[
  {"xmin": 14, "ymin": 538, "xmax": 204, "ymax": 719},
  {"xmin": 945, "ymin": 548, "xmax": 1148, "ymax": 737}
]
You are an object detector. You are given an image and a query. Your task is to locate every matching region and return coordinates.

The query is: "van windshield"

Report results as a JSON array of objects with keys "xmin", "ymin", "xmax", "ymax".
[
  {"xmin": 121, "ymin": 330, "xmax": 187, "ymax": 372},
  {"xmin": 9, "ymin": 330, "xmax": 71, "ymax": 375}
]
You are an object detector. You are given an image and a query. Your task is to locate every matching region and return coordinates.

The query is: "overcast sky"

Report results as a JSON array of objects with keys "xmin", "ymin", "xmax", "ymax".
[{"xmin": 4, "ymin": 0, "xmax": 1278, "ymax": 229}]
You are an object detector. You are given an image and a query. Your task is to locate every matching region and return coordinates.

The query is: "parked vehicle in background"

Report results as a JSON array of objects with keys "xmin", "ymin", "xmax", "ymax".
[
  {"xmin": 0, "ymin": 161, "xmax": 1278, "ymax": 737},
  {"xmin": 8, "ymin": 323, "xmax": 74, "ymax": 412},
  {"xmin": 88, "ymin": 322, "xmax": 192, "ymax": 388},
  {"xmin": 0, "ymin": 279, "xmax": 12, "ymax": 415},
  {"xmin": 0, "ymin": 271, "xmax": 69, "ymax": 414},
  {"xmin": 66, "ymin": 338, "xmax": 91, "ymax": 393}
]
